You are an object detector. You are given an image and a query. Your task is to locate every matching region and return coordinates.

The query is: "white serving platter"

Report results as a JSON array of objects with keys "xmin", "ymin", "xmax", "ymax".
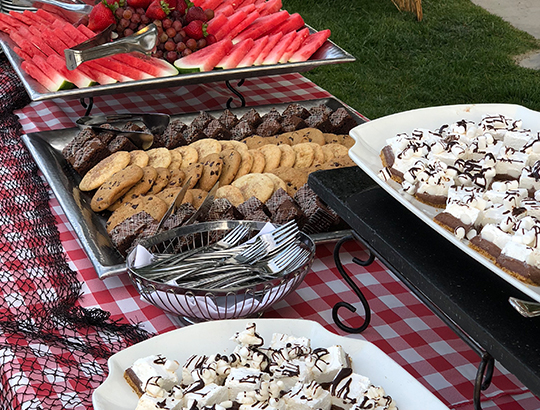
[
  {"xmin": 92, "ymin": 318, "xmax": 449, "ymax": 410},
  {"xmin": 348, "ymin": 103, "xmax": 540, "ymax": 304}
]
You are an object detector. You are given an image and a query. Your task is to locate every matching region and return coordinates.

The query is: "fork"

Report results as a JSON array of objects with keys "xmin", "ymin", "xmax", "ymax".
[{"xmin": 509, "ymin": 297, "xmax": 540, "ymax": 317}]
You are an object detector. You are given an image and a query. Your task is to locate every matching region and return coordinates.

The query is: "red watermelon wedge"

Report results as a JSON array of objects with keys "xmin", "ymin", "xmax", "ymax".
[
  {"xmin": 215, "ymin": 4, "xmax": 235, "ymax": 16},
  {"xmin": 214, "ymin": 10, "xmax": 247, "ymax": 41},
  {"xmin": 254, "ymin": 31, "xmax": 282, "ymax": 65},
  {"xmin": 35, "ymin": 9, "xmax": 59, "ymax": 23},
  {"xmin": 200, "ymin": 0, "xmax": 224, "ymax": 11},
  {"xmin": 238, "ymin": 2, "xmax": 255, "ymax": 14},
  {"xmin": 0, "ymin": 12, "xmax": 27, "ymax": 32},
  {"xmin": 215, "ymin": 38, "xmax": 254, "ymax": 69},
  {"xmin": 261, "ymin": 29, "xmax": 296, "ymax": 65},
  {"xmin": 225, "ymin": 10, "xmax": 259, "ymax": 40},
  {"xmin": 29, "ymin": 54, "xmax": 74, "ymax": 91},
  {"xmin": 256, "ymin": 0, "xmax": 281, "ymax": 16},
  {"xmin": 267, "ymin": 13, "xmax": 304, "ymax": 36},
  {"xmin": 113, "ymin": 52, "xmax": 179, "ymax": 78},
  {"xmin": 207, "ymin": 13, "xmax": 228, "ymax": 36},
  {"xmin": 279, "ymin": 26, "xmax": 309, "ymax": 63},
  {"xmin": 23, "ymin": 9, "xmax": 49, "ymax": 26},
  {"xmin": 237, "ymin": 35, "xmax": 268, "ymax": 67},
  {"xmin": 8, "ymin": 10, "xmax": 33, "ymax": 26},
  {"xmin": 14, "ymin": 46, "xmax": 32, "ymax": 61},
  {"xmin": 232, "ymin": 9, "xmax": 288, "ymax": 43},
  {"xmin": 47, "ymin": 54, "xmax": 95, "ymax": 88},
  {"xmin": 289, "ymin": 29, "xmax": 331, "ymax": 62},
  {"xmin": 174, "ymin": 38, "xmax": 233, "ymax": 72}
]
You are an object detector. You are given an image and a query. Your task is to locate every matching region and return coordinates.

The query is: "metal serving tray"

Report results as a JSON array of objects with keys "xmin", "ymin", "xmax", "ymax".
[
  {"xmin": 22, "ymin": 97, "xmax": 364, "ymax": 278},
  {"xmin": 0, "ymin": 25, "xmax": 355, "ymax": 102}
]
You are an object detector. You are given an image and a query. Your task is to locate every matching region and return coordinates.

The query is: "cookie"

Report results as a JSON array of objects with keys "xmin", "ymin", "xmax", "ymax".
[
  {"xmin": 308, "ymin": 142, "xmax": 325, "ymax": 166},
  {"xmin": 322, "ymin": 155, "xmax": 356, "ymax": 169},
  {"xmin": 271, "ymin": 167, "xmax": 310, "ymax": 197},
  {"xmin": 232, "ymin": 173, "xmax": 275, "ymax": 203},
  {"xmin": 168, "ymin": 168, "xmax": 186, "ymax": 188},
  {"xmin": 156, "ymin": 186, "xmax": 182, "ymax": 207},
  {"xmin": 190, "ymin": 138, "xmax": 222, "ymax": 158},
  {"xmin": 198, "ymin": 153, "xmax": 223, "ymax": 191},
  {"xmin": 242, "ymin": 135, "xmax": 269, "ymax": 149},
  {"xmin": 175, "ymin": 146, "xmax": 199, "ymax": 168},
  {"xmin": 248, "ymin": 149, "xmax": 266, "ymax": 174},
  {"xmin": 235, "ymin": 150, "xmax": 254, "ymax": 180},
  {"xmin": 79, "ymin": 151, "xmax": 131, "ymax": 192},
  {"xmin": 291, "ymin": 128, "xmax": 325, "ymax": 145},
  {"xmin": 108, "ymin": 166, "xmax": 158, "ymax": 211},
  {"xmin": 183, "ymin": 162, "xmax": 204, "ymax": 189},
  {"xmin": 278, "ymin": 144, "xmax": 296, "ymax": 168},
  {"xmin": 148, "ymin": 167, "xmax": 171, "ymax": 194},
  {"xmin": 90, "ymin": 165, "xmax": 144, "ymax": 212},
  {"xmin": 219, "ymin": 140, "xmax": 236, "ymax": 151},
  {"xmin": 189, "ymin": 188, "xmax": 208, "ymax": 209},
  {"xmin": 264, "ymin": 172, "xmax": 288, "ymax": 193},
  {"xmin": 216, "ymin": 185, "xmax": 245, "ymax": 207},
  {"xmin": 219, "ymin": 149, "xmax": 242, "ymax": 186},
  {"xmin": 229, "ymin": 140, "xmax": 249, "ymax": 153},
  {"xmin": 292, "ymin": 143, "xmax": 315, "ymax": 168},
  {"xmin": 266, "ymin": 134, "xmax": 293, "ymax": 146},
  {"xmin": 168, "ymin": 149, "xmax": 183, "ymax": 170},
  {"xmin": 324, "ymin": 133, "xmax": 355, "ymax": 148},
  {"xmin": 321, "ymin": 143, "xmax": 349, "ymax": 162},
  {"xmin": 259, "ymin": 144, "xmax": 282, "ymax": 172},
  {"xmin": 146, "ymin": 147, "xmax": 172, "ymax": 168},
  {"xmin": 129, "ymin": 150, "xmax": 150, "ymax": 168},
  {"xmin": 106, "ymin": 194, "xmax": 168, "ymax": 233}
]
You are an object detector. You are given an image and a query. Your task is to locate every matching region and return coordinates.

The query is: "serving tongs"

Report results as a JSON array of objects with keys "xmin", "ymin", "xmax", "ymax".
[
  {"xmin": 12, "ymin": 0, "xmax": 92, "ymax": 25},
  {"xmin": 64, "ymin": 23, "xmax": 158, "ymax": 70},
  {"xmin": 76, "ymin": 112, "xmax": 170, "ymax": 150}
]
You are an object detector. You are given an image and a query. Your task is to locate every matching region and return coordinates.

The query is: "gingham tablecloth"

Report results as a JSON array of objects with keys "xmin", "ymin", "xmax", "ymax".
[{"xmin": 15, "ymin": 74, "xmax": 540, "ymax": 410}]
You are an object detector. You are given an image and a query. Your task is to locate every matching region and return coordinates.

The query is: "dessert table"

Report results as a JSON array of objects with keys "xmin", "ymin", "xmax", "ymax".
[{"xmin": 1, "ymin": 54, "xmax": 539, "ymax": 409}]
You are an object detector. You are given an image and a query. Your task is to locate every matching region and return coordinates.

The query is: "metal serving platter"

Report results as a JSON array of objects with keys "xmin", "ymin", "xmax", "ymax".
[
  {"xmin": 22, "ymin": 97, "xmax": 365, "ymax": 278},
  {"xmin": 0, "ymin": 25, "xmax": 355, "ymax": 102}
]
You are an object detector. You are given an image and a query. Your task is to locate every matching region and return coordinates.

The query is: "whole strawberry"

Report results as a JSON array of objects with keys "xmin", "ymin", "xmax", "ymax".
[
  {"xmin": 127, "ymin": 0, "xmax": 152, "ymax": 9},
  {"xmin": 176, "ymin": 0, "xmax": 188, "ymax": 16},
  {"xmin": 88, "ymin": 1, "xmax": 116, "ymax": 32},
  {"xmin": 185, "ymin": 6, "xmax": 207, "ymax": 24},
  {"xmin": 184, "ymin": 19, "xmax": 207, "ymax": 39},
  {"xmin": 146, "ymin": 0, "xmax": 172, "ymax": 20}
]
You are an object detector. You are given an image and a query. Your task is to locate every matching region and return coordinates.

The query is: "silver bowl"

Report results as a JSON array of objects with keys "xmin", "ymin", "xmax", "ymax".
[{"xmin": 126, "ymin": 220, "xmax": 315, "ymax": 322}]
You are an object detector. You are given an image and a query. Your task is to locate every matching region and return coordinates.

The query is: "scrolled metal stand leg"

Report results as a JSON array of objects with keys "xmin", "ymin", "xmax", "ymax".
[
  {"xmin": 473, "ymin": 352, "xmax": 495, "ymax": 410},
  {"xmin": 80, "ymin": 97, "xmax": 94, "ymax": 117},
  {"xmin": 225, "ymin": 79, "xmax": 246, "ymax": 109},
  {"xmin": 332, "ymin": 234, "xmax": 374, "ymax": 334}
]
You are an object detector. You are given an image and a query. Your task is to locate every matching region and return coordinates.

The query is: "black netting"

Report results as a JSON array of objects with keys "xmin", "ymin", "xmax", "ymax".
[{"xmin": 0, "ymin": 54, "xmax": 152, "ymax": 409}]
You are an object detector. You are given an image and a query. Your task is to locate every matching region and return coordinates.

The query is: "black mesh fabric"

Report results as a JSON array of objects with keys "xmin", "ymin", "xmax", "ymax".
[{"xmin": 0, "ymin": 54, "xmax": 151, "ymax": 409}]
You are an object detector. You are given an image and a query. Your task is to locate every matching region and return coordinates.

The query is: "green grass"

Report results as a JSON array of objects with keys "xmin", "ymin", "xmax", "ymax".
[{"xmin": 283, "ymin": 0, "xmax": 540, "ymax": 119}]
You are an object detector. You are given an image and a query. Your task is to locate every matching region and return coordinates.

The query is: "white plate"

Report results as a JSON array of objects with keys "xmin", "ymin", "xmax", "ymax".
[
  {"xmin": 348, "ymin": 103, "xmax": 540, "ymax": 303},
  {"xmin": 92, "ymin": 318, "xmax": 449, "ymax": 410}
]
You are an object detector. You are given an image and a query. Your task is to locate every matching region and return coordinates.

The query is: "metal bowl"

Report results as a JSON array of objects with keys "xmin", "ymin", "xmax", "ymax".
[{"xmin": 126, "ymin": 220, "xmax": 315, "ymax": 322}]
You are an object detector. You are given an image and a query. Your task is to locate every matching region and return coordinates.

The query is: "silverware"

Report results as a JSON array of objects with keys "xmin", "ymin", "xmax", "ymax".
[
  {"xmin": 156, "ymin": 176, "xmax": 192, "ymax": 232},
  {"xmin": 65, "ymin": 23, "xmax": 158, "ymax": 70},
  {"xmin": 12, "ymin": 0, "xmax": 92, "ymax": 25},
  {"xmin": 184, "ymin": 180, "xmax": 220, "ymax": 225},
  {"xmin": 509, "ymin": 297, "xmax": 540, "ymax": 317},
  {"xmin": 76, "ymin": 112, "xmax": 170, "ymax": 150}
]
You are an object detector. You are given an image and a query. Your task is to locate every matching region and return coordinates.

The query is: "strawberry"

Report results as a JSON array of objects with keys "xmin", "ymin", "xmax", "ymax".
[
  {"xmin": 127, "ymin": 0, "xmax": 152, "ymax": 9},
  {"xmin": 185, "ymin": 6, "xmax": 207, "ymax": 23},
  {"xmin": 184, "ymin": 19, "xmax": 207, "ymax": 39},
  {"xmin": 88, "ymin": 2, "xmax": 116, "ymax": 32},
  {"xmin": 146, "ymin": 0, "xmax": 172, "ymax": 20},
  {"xmin": 106, "ymin": 0, "xmax": 125, "ymax": 9},
  {"xmin": 176, "ymin": 0, "xmax": 188, "ymax": 16}
]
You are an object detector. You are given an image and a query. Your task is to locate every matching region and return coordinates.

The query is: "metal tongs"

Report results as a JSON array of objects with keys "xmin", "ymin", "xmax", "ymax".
[
  {"xmin": 12, "ymin": 0, "xmax": 92, "ymax": 25},
  {"xmin": 65, "ymin": 23, "xmax": 158, "ymax": 70},
  {"xmin": 76, "ymin": 112, "xmax": 170, "ymax": 150}
]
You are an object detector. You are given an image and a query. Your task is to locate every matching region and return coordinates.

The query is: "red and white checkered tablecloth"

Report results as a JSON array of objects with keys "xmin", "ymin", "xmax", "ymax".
[{"xmin": 15, "ymin": 73, "xmax": 540, "ymax": 410}]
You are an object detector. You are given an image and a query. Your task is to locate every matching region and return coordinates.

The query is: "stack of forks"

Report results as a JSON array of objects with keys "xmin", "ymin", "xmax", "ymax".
[{"xmin": 131, "ymin": 221, "xmax": 311, "ymax": 290}]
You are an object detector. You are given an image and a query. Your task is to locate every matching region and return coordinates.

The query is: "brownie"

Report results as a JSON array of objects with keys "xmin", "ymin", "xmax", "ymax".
[
  {"xmin": 237, "ymin": 196, "xmax": 270, "ymax": 221},
  {"xmin": 219, "ymin": 109, "xmax": 239, "ymax": 129},
  {"xmin": 231, "ymin": 120, "xmax": 255, "ymax": 141},
  {"xmin": 121, "ymin": 121, "xmax": 146, "ymax": 132},
  {"xmin": 309, "ymin": 104, "xmax": 333, "ymax": 116},
  {"xmin": 109, "ymin": 211, "xmax": 154, "ymax": 256},
  {"xmin": 281, "ymin": 115, "xmax": 307, "ymax": 132},
  {"xmin": 261, "ymin": 107, "xmax": 282, "ymax": 123},
  {"xmin": 329, "ymin": 108, "xmax": 357, "ymax": 134},
  {"xmin": 265, "ymin": 188, "xmax": 292, "ymax": 214},
  {"xmin": 108, "ymin": 135, "xmax": 138, "ymax": 153},
  {"xmin": 62, "ymin": 127, "xmax": 98, "ymax": 163},
  {"xmin": 294, "ymin": 184, "xmax": 339, "ymax": 233},
  {"xmin": 256, "ymin": 119, "xmax": 282, "ymax": 137},
  {"xmin": 240, "ymin": 108, "xmax": 262, "ymax": 128},
  {"xmin": 204, "ymin": 119, "xmax": 232, "ymax": 140},
  {"xmin": 294, "ymin": 185, "xmax": 319, "ymax": 217},
  {"xmin": 305, "ymin": 112, "xmax": 333, "ymax": 133},
  {"xmin": 206, "ymin": 198, "xmax": 242, "ymax": 221},
  {"xmin": 161, "ymin": 119, "xmax": 188, "ymax": 149},
  {"xmin": 183, "ymin": 124, "xmax": 206, "ymax": 144},
  {"xmin": 282, "ymin": 103, "xmax": 310, "ymax": 119},
  {"xmin": 163, "ymin": 203, "xmax": 197, "ymax": 230},
  {"xmin": 191, "ymin": 111, "xmax": 215, "ymax": 131},
  {"xmin": 71, "ymin": 137, "xmax": 108, "ymax": 176},
  {"xmin": 96, "ymin": 129, "xmax": 117, "ymax": 145},
  {"xmin": 271, "ymin": 200, "xmax": 304, "ymax": 225}
]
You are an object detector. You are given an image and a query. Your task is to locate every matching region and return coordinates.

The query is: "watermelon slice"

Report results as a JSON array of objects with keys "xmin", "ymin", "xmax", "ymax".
[
  {"xmin": 232, "ymin": 10, "xmax": 288, "ymax": 43},
  {"xmin": 279, "ymin": 26, "xmax": 309, "ymax": 63},
  {"xmin": 214, "ymin": 10, "xmax": 247, "ymax": 41},
  {"xmin": 10, "ymin": 31, "xmax": 47, "ymax": 59},
  {"xmin": 113, "ymin": 52, "xmax": 179, "ymax": 78},
  {"xmin": 206, "ymin": 13, "xmax": 228, "ymax": 36},
  {"xmin": 215, "ymin": 38, "xmax": 254, "ymax": 69},
  {"xmin": 289, "ymin": 29, "xmax": 330, "ymax": 62},
  {"xmin": 14, "ymin": 46, "xmax": 32, "ymax": 61},
  {"xmin": 24, "ymin": 26, "xmax": 57, "ymax": 57},
  {"xmin": 256, "ymin": 0, "xmax": 281, "ymax": 16},
  {"xmin": 77, "ymin": 23, "xmax": 96, "ymax": 38},
  {"xmin": 191, "ymin": 0, "xmax": 205, "ymax": 6},
  {"xmin": 23, "ymin": 9, "xmax": 49, "ymax": 26},
  {"xmin": 224, "ymin": 10, "xmax": 259, "ymax": 40},
  {"xmin": 174, "ymin": 38, "xmax": 233, "ymax": 72},
  {"xmin": 0, "ymin": 13, "xmax": 27, "ymax": 32},
  {"xmin": 237, "ymin": 2, "xmax": 255, "ymax": 14},
  {"xmin": 215, "ymin": 4, "xmax": 235, "ymax": 16},
  {"xmin": 254, "ymin": 31, "xmax": 282, "ymax": 65},
  {"xmin": 237, "ymin": 35, "xmax": 268, "ymax": 67},
  {"xmin": 47, "ymin": 54, "xmax": 94, "ymax": 88},
  {"xmin": 35, "ymin": 9, "xmax": 59, "ymax": 24},
  {"xmin": 8, "ymin": 11, "xmax": 33, "ymax": 26},
  {"xmin": 27, "ymin": 55, "xmax": 73, "ymax": 91},
  {"xmin": 261, "ymin": 29, "xmax": 296, "ymax": 65},
  {"xmin": 199, "ymin": 0, "xmax": 223, "ymax": 11},
  {"xmin": 267, "ymin": 13, "xmax": 304, "ymax": 36}
]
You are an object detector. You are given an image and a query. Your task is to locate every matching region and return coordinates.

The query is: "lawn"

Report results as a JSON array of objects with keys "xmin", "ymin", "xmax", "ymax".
[{"xmin": 283, "ymin": 0, "xmax": 540, "ymax": 120}]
